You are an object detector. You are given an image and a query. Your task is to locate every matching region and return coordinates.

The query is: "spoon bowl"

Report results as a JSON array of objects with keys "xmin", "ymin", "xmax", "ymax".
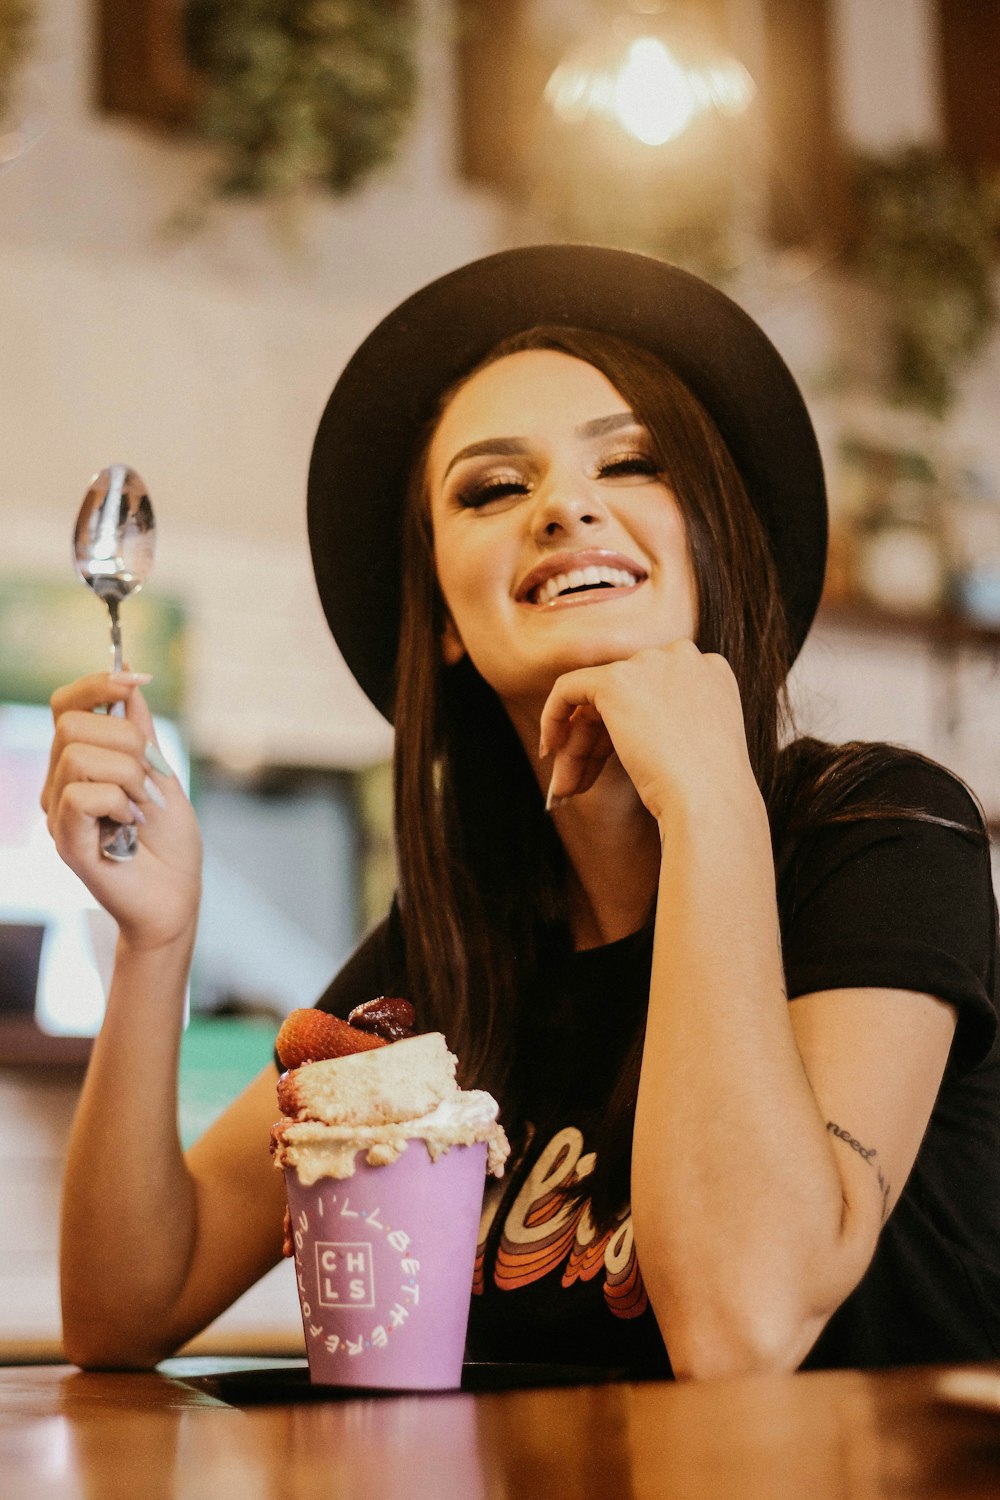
[
  {"xmin": 74, "ymin": 464, "xmax": 155, "ymax": 605},
  {"xmin": 73, "ymin": 464, "xmax": 156, "ymax": 860}
]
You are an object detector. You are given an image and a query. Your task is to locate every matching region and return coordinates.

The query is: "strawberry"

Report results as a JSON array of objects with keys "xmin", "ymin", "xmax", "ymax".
[{"xmin": 275, "ymin": 1008, "xmax": 387, "ymax": 1070}]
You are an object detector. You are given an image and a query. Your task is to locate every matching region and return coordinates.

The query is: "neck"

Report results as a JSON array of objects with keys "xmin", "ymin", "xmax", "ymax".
[
  {"xmin": 505, "ymin": 698, "xmax": 661, "ymax": 948},
  {"xmin": 553, "ymin": 765, "xmax": 662, "ymax": 948}
]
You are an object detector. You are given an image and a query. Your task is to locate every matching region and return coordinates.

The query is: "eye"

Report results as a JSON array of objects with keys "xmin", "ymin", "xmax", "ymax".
[
  {"xmin": 597, "ymin": 451, "xmax": 661, "ymax": 482},
  {"xmin": 454, "ymin": 471, "xmax": 531, "ymax": 512}
]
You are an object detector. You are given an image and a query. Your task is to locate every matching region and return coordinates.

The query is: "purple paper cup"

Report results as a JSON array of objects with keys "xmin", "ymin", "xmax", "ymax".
[{"xmin": 284, "ymin": 1139, "xmax": 488, "ymax": 1391}]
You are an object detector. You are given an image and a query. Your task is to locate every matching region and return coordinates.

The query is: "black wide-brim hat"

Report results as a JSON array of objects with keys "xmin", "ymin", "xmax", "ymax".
[{"xmin": 308, "ymin": 244, "xmax": 827, "ymax": 721}]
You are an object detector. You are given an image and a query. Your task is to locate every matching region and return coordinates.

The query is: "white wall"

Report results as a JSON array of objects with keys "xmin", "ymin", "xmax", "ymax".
[{"xmin": 1, "ymin": 0, "xmax": 508, "ymax": 770}]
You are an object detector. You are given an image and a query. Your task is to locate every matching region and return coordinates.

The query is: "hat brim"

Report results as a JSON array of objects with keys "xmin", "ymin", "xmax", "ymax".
[{"xmin": 308, "ymin": 244, "xmax": 827, "ymax": 722}]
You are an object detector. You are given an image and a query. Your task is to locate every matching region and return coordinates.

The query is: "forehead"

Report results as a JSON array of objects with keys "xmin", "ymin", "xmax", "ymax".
[{"xmin": 428, "ymin": 349, "xmax": 631, "ymax": 468}]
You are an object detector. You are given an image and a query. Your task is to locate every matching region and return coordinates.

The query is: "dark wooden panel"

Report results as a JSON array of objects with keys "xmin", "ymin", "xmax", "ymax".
[
  {"xmin": 937, "ymin": 0, "xmax": 1000, "ymax": 173},
  {"xmin": 95, "ymin": 0, "xmax": 198, "ymax": 126},
  {"xmin": 454, "ymin": 0, "xmax": 543, "ymax": 197},
  {"xmin": 758, "ymin": 0, "xmax": 847, "ymax": 247}
]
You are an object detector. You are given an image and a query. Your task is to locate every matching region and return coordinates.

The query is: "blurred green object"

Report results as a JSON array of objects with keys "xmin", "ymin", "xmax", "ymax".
[
  {"xmin": 183, "ymin": 0, "xmax": 418, "ymax": 200},
  {"xmin": 0, "ymin": 0, "xmax": 34, "ymax": 126},
  {"xmin": 0, "ymin": 576, "xmax": 185, "ymax": 715},
  {"xmin": 849, "ymin": 145, "xmax": 1000, "ymax": 419},
  {"xmin": 179, "ymin": 1014, "xmax": 280, "ymax": 1148}
]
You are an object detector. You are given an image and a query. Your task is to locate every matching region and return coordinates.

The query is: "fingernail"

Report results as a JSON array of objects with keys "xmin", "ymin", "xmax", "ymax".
[
  {"xmin": 545, "ymin": 781, "xmax": 568, "ymax": 814},
  {"xmin": 143, "ymin": 775, "xmax": 167, "ymax": 811},
  {"xmin": 109, "ymin": 671, "xmax": 153, "ymax": 685},
  {"xmin": 144, "ymin": 742, "xmax": 174, "ymax": 778},
  {"xmin": 538, "ymin": 738, "xmax": 549, "ymax": 760},
  {"xmin": 127, "ymin": 799, "xmax": 147, "ymax": 826}
]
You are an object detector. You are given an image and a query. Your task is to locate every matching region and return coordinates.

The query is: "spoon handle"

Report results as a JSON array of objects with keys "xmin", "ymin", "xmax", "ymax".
[
  {"xmin": 100, "ymin": 600, "xmax": 139, "ymax": 861},
  {"xmin": 100, "ymin": 794, "xmax": 139, "ymax": 860}
]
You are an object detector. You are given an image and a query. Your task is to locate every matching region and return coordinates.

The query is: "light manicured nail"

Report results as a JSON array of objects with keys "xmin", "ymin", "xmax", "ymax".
[
  {"xmin": 545, "ymin": 781, "xmax": 568, "ymax": 814},
  {"xmin": 144, "ymin": 742, "xmax": 174, "ymax": 778},
  {"xmin": 127, "ymin": 799, "xmax": 147, "ymax": 826},
  {"xmin": 110, "ymin": 671, "xmax": 153, "ymax": 685},
  {"xmin": 143, "ymin": 775, "xmax": 167, "ymax": 811},
  {"xmin": 538, "ymin": 738, "xmax": 549, "ymax": 760}
]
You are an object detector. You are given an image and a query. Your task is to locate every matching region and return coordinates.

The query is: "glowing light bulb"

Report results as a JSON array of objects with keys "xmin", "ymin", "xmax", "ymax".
[
  {"xmin": 544, "ymin": 22, "xmax": 756, "ymax": 148},
  {"xmin": 611, "ymin": 38, "xmax": 696, "ymax": 145}
]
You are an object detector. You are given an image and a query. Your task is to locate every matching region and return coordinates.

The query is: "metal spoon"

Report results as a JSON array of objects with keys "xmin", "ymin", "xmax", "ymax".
[{"xmin": 73, "ymin": 464, "xmax": 156, "ymax": 861}]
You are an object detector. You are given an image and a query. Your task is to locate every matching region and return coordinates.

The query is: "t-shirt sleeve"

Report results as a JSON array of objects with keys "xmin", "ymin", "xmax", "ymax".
[{"xmin": 779, "ymin": 755, "xmax": 998, "ymax": 1072}]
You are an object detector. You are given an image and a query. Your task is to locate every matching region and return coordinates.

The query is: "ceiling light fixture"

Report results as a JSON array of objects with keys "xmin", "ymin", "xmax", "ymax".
[{"xmin": 544, "ymin": 2, "xmax": 755, "ymax": 149}]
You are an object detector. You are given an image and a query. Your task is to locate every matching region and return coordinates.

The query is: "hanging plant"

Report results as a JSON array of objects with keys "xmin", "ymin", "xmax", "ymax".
[
  {"xmin": 183, "ymin": 0, "xmax": 419, "ymax": 199},
  {"xmin": 0, "ymin": 0, "xmax": 34, "ymax": 126},
  {"xmin": 848, "ymin": 145, "xmax": 1000, "ymax": 419}
]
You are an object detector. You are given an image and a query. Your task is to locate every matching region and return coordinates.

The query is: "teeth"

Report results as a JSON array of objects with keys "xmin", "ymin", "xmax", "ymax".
[{"xmin": 533, "ymin": 565, "xmax": 639, "ymax": 604}]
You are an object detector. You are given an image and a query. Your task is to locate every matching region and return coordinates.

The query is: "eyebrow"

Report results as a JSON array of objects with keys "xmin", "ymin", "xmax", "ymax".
[{"xmin": 441, "ymin": 411, "xmax": 642, "ymax": 481}]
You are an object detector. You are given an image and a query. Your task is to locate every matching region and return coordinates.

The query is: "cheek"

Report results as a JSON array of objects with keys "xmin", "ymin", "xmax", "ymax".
[{"xmin": 433, "ymin": 530, "xmax": 496, "ymax": 622}]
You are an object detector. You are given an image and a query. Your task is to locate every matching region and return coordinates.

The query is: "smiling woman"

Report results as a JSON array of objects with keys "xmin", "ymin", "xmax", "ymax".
[
  {"xmin": 49, "ymin": 245, "xmax": 1000, "ymax": 1382},
  {"xmin": 425, "ymin": 346, "xmax": 696, "ymax": 716}
]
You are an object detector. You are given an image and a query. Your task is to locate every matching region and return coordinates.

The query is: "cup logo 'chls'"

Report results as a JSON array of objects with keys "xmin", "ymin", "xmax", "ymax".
[
  {"xmin": 293, "ymin": 1199, "xmax": 421, "ymax": 1362},
  {"xmin": 316, "ymin": 1243, "xmax": 376, "ymax": 1308}
]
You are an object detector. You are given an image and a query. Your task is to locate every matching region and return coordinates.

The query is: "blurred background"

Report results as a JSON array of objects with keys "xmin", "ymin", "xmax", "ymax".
[{"xmin": 1, "ymin": 0, "xmax": 998, "ymax": 1354}]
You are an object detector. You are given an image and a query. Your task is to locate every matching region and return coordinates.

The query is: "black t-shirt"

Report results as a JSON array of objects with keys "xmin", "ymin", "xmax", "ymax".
[{"xmin": 309, "ymin": 754, "xmax": 1000, "ymax": 1374}]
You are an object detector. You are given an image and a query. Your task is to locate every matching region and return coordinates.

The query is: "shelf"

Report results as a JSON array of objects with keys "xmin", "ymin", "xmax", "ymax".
[
  {"xmin": 817, "ymin": 599, "xmax": 1000, "ymax": 650},
  {"xmin": 0, "ymin": 1020, "xmax": 92, "ymax": 1070}
]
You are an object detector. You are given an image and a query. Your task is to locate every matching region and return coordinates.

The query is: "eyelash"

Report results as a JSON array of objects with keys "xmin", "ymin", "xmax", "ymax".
[{"xmin": 455, "ymin": 452, "xmax": 660, "ymax": 509}]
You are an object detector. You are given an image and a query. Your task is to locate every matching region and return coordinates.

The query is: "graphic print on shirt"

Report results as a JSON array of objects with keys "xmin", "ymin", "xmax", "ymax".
[{"xmin": 473, "ymin": 1125, "xmax": 647, "ymax": 1319}]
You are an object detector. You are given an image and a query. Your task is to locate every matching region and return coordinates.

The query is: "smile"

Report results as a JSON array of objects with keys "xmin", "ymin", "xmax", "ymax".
[
  {"xmin": 533, "ymin": 565, "xmax": 641, "ymax": 606},
  {"xmin": 517, "ymin": 550, "xmax": 647, "ymax": 608}
]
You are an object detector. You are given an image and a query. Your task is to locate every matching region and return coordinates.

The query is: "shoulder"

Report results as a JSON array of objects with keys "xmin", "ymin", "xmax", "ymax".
[
  {"xmin": 313, "ymin": 899, "xmax": 406, "ymax": 1019},
  {"xmin": 775, "ymin": 747, "xmax": 999, "ymax": 1069},
  {"xmin": 776, "ymin": 737, "xmax": 988, "ymax": 839},
  {"xmin": 775, "ymin": 740, "xmax": 995, "ymax": 946},
  {"xmin": 851, "ymin": 749, "xmax": 984, "ymax": 828}
]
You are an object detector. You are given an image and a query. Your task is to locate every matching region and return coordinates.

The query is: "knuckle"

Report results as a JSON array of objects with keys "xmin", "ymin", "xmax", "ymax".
[
  {"xmin": 62, "ymin": 782, "xmax": 84, "ymax": 814},
  {"xmin": 126, "ymin": 722, "xmax": 146, "ymax": 758},
  {"xmin": 61, "ymin": 742, "xmax": 90, "ymax": 779}
]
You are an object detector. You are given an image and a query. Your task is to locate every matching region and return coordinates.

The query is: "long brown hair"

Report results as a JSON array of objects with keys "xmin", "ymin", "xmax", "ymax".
[{"xmin": 391, "ymin": 326, "xmax": 986, "ymax": 1225}]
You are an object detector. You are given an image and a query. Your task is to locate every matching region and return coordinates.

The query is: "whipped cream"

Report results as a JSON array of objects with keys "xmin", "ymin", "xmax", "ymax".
[{"xmin": 272, "ymin": 1088, "xmax": 510, "ymax": 1184}]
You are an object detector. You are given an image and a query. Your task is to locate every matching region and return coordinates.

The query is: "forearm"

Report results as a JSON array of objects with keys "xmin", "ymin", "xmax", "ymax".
[
  {"xmin": 60, "ymin": 928, "xmax": 200, "ymax": 1366},
  {"xmin": 631, "ymin": 783, "xmax": 864, "ymax": 1377}
]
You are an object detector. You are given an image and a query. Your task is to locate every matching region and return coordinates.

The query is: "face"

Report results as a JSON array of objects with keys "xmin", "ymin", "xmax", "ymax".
[{"xmin": 426, "ymin": 349, "xmax": 697, "ymax": 715}]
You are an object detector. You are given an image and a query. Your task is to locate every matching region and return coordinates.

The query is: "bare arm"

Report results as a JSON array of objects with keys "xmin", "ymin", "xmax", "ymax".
[
  {"xmin": 60, "ymin": 950, "xmax": 286, "ymax": 1368},
  {"xmin": 46, "ymin": 672, "xmax": 285, "ymax": 1367},
  {"xmin": 540, "ymin": 642, "xmax": 957, "ymax": 1378},
  {"xmin": 631, "ymin": 783, "xmax": 954, "ymax": 1378}
]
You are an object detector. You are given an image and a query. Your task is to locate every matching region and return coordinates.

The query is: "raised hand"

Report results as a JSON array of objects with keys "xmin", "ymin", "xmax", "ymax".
[
  {"xmin": 538, "ymin": 640, "xmax": 759, "ymax": 828},
  {"xmin": 43, "ymin": 672, "xmax": 202, "ymax": 949}
]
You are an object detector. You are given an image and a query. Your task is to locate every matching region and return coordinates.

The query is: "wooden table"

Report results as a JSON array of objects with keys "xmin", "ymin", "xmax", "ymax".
[{"xmin": 3, "ymin": 1357, "xmax": 1000, "ymax": 1499}]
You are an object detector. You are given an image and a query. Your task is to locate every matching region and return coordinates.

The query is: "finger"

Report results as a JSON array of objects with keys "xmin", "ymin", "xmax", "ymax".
[
  {"xmin": 545, "ymin": 710, "xmax": 615, "ymax": 807},
  {"xmin": 48, "ymin": 742, "xmax": 160, "ymax": 816},
  {"xmin": 49, "ymin": 671, "xmax": 153, "ymax": 722},
  {"xmin": 42, "ymin": 708, "xmax": 147, "ymax": 813},
  {"xmin": 538, "ymin": 669, "xmax": 605, "ymax": 757},
  {"xmin": 48, "ymin": 779, "xmax": 144, "ymax": 870},
  {"xmin": 556, "ymin": 705, "xmax": 612, "ymax": 763},
  {"xmin": 546, "ymin": 748, "xmax": 613, "ymax": 808},
  {"xmin": 126, "ymin": 687, "xmax": 177, "ymax": 786}
]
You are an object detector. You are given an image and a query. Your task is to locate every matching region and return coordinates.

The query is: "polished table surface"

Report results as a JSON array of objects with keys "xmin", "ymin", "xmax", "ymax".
[{"xmin": 4, "ymin": 1357, "xmax": 1000, "ymax": 1499}]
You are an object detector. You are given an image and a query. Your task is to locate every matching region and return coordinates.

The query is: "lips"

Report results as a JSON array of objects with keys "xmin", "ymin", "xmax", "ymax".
[{"xmin": 516, "ymin": 550, "xmax": 647, "ymax": 607}]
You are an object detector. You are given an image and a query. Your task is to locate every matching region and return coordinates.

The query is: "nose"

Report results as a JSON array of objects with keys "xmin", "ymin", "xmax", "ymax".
[{"xmin": 530, "ymin": 475, "xmax": 607, "ymax": 544}]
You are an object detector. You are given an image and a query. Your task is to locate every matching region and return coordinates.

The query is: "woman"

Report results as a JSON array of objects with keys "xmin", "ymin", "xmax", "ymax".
[{"xmin": 47, "ymin": 246, "xmax": 1000, "ymax": 1378}]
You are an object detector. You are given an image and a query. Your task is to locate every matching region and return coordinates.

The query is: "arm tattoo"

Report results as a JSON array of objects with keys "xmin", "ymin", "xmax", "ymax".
[{"xmin": 826, "ymin": 1121, "xmax": 892, "ymax": 1223}]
